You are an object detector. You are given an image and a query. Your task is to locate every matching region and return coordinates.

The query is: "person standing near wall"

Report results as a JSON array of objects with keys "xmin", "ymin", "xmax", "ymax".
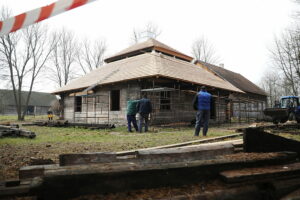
[
  {"xmin": 47, "ymin": 110, "xmax": 53, "ymax": 121},
  {"xmin": 126, "ymin": 99, "xmax": 139, "ymax": 132},
  {"xmin": 136, "ymin": 94, "xmax": 152, "ymax": 133},
  {"xmin": 193, "ymin": 86, "xmax": 211, "ymax": 136}
]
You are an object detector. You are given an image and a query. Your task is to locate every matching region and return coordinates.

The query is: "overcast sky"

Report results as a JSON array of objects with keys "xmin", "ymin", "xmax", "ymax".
[{"xmin": 1, "ymin": 0, "xmax": 298, "ymax": 92}]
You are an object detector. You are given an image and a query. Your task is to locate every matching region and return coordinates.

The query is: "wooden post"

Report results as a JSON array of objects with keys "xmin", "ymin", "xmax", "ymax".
[
  {"xmin": 86, "ymin": 96, "xmax": 88, "ymax": 124},
  {"xmin": 73, "ymin": 96, "xmax": 76, "ymax": 122},
  {"xmin": 238, "ymin": 98, "xmax": 241, "ymax": 123},
  {"xmin": 217, "ymin": 91, "xmax": 220, "ymax": 124},
  {"xmin": 108, "ymin": 92, "xmax": 110, "ymax": 125},
  {"xmin": 94, "ymin": 95, "xmax": 96, "ymax": 124},
  {"xmin": 247, "ymin": 95, "xmax": 250, "ymax": 123}
]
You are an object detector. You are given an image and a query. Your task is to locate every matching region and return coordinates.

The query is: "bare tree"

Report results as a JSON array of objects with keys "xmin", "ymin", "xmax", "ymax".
[
  {"xmin": 0, "ymin": 7, "xmax": 54, "ymax": 120},
  {"xmin": 77, "ymin": 38, "xmax": 106, "ymax": 74},
  {"xmin": 191, "ymin": 36, "xmax": 220, "ymax": 64},
  {"xmin": 48, "ymin": 29, "xmax": 79, "ymax": 87},
  {"xmin": 131, "ymin": 22, "xmax": 162, "ymax": 44},
  {"xmin": 260, "ymin": 70, "xmax": 287, "ymax": 107},
  {"xmin": 269, "ymin": 28, "xmax": 300, "ymax": 96}
]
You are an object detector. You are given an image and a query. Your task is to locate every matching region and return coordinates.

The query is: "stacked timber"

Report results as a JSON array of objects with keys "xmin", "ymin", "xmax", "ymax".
[
  {"xmin": 33, "ymin": 120, "xmax": 68, "ymax": 127},
  {"xmin": 9, "ymin": 151, "xmax": 298, "ymax": 200},
  {"xmin": 31, "ymin": 120, "xmax": 115, "ymax": 129},
  {"xmin": 0, "ymin": 125, "xmax": 35, "ymax": 139}
]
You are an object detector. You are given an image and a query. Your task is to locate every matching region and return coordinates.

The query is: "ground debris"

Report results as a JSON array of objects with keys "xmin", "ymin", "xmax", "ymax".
[
  {"xmin": 0, "ymin": 125, "xmax": 35, "ymax": 139},
  {"xmin": 29, "ymin": 157, "xmax": 55, "ymax": 165}
]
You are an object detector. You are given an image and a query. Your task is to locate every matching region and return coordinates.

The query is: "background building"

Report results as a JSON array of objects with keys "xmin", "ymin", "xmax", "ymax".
[{"xmin": 0, "ymin": 90, "xmax": 57, "ymax": 115}]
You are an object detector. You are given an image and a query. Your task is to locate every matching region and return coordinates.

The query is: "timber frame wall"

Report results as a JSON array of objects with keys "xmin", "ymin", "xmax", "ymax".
[{"xmin": 60, "ymin": 78, "xmax": 267, "ymax": 125}]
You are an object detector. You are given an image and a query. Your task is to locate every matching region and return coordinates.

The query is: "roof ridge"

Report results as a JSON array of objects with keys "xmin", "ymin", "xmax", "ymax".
[{"xmin": 104, "ymin": 38, "xmax": 192, "ymax": 63}]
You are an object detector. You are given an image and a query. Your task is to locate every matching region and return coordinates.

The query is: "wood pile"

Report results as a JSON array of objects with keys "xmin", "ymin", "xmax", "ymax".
[
  {"xmin": 27, "ymin": 120, "xmax": 115, "ymax": 129},
  {"xmin": 0, "ymin": 125, "xmax": 35, "ymax": 139}
]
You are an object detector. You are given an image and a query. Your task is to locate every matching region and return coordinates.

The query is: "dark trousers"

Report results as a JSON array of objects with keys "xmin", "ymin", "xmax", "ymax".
[
  {"xmin": 127, "ymin": 115, "xmax": 138, "ymax": 132},
  {"xmin": 194, "ymin": 110, "xmax": 210, "ymax": 136},
  {"xmin": 138, "ymin": 113, "xmax": 149, "ymax": 133}
]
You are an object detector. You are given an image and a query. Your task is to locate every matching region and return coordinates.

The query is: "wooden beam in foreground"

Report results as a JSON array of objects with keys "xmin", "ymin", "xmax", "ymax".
[
  {"xmin": 59, "ymin": 152, "xmax": 116, "ymax": 166},
  {"xmin": 14, "ymin": 152, "xmax": 297, "ymax": 200},
  {"xmin": 137, "ymin": 141, "xmax": 235, "ymax": 164},
  {"xmin": 157, "ymin": 177, "xmax": 300, "ymax": 200},
  {"xmin": 117, "ymin": 133, "xmax": 243, "ymax": 156},
  {"xmin": 244, "ymin": 127, "xmax": 300, "ymax": 156},
  {"xmin": 220, "ymin": 162, "xmax": 300, "ymax": 184},
  {"xmin": 56, "ymin": 139, "xmax": 241, "ymax": 167}
]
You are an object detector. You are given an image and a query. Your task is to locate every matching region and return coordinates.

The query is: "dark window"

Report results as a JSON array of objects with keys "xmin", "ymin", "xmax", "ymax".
[
  {"xmin": 160, "ymin": 91, "xmax": 171, "ymax": 110},
  {"xmin": 75, "ymin": 96, "xmax": 82, "ymax": 112},
  {"xmin": 110, "ymin": 90, "xmax": 120, "ymax": 111},
  {"xmin": 27, "ymin": 106, "xmax": 34, "ymax": 115}
]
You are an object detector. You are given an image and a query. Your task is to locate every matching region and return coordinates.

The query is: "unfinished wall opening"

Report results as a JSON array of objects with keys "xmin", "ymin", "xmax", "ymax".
[
  {"xmin": 160, "ymin": 91, "xmax": 171, "ymax": 110},
  {"xmin": 110, "ymin": 90, "xmax": 120, "ymax": 111},
  {"xmin": 75, "ymin": 96, "xmax": 82, "ymax": 112}
]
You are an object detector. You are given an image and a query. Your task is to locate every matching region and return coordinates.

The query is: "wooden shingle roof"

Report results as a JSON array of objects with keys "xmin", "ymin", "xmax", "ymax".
[
  {"xmin": 53, "ymin": 52, "xmax": 243, "ymax": 94},
  {"xmin": 197, "ymin": 61, "xmax": 267, "ymax": 96}
]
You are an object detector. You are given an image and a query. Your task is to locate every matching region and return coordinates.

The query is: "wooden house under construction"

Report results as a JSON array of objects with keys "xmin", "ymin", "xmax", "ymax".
[{"xmin": 53, "ymin": 39, "xmax": 267, "ymax": 125}]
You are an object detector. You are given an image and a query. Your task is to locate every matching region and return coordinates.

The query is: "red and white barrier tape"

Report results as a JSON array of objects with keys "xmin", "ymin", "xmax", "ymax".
[{"xmin": 0, "ymin": 0, "xmax": 98, "ymax": 36}]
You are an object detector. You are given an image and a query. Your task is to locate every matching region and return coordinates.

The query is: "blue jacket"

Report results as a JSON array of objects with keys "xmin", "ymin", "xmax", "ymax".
[
  {"xmin": 193, "ymin": 91, "xmax": 211, "ymax": 110},
  {"xmin": 136, "ymin": 98, "xmax": 152, "ymax": 114}
]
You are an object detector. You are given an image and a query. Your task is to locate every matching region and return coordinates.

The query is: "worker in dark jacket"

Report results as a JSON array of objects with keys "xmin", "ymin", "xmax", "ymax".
[
  {"xmin": 136, "ymin": 94, "xmax": 152, "ymax": 133},
  {"xmin": 126, "ymin": 99, "xmax": 139, "ymax": 132},
  {"xmin": 193, "ymin": 86, "xmax": 212, "ymax": 136}
]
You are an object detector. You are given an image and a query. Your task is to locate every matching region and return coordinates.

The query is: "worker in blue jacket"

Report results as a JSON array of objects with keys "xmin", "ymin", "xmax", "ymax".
[{"xmin": 193, "ymin": 86, "xmax": 212, "ymax": 136}]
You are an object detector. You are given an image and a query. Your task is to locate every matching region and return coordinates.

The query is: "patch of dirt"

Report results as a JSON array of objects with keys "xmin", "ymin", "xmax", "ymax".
[{"xmin": 0, "ymin": 142, "xmax": 119, "ymax": 181}]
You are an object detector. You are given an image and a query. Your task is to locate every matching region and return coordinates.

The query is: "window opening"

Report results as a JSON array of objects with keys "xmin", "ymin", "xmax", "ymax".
[
  {"xmin": 111, "ymin": 90, "xmax": 120, "ymax": 111},
  {"xmin": 75, "ymin": 96, "xmax": 82, "ymax": 112},
  {"xmin": 160, "ymin": 91, "xmax": 171, "ymax": 110}
]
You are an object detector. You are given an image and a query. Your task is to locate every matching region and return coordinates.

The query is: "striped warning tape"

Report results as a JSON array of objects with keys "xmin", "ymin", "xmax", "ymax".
[{"xmin": 0, "ymin": 0, "xmax": 98, "ymax": 36}]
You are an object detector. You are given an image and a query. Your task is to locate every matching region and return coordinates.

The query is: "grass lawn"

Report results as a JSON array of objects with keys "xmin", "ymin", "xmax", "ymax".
[
  {"xmin": 0, "ymin": 115, "xmax": 58, "ymax": 123},
  {"xmin": 0, "ymin": 125, "xmax": 235, "ymax": 149}
]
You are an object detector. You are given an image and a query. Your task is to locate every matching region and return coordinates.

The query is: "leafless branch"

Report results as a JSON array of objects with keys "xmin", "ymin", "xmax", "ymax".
[{"xmin": 191, "ymin": 36, "xmax": 221, "ymax": 65}]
